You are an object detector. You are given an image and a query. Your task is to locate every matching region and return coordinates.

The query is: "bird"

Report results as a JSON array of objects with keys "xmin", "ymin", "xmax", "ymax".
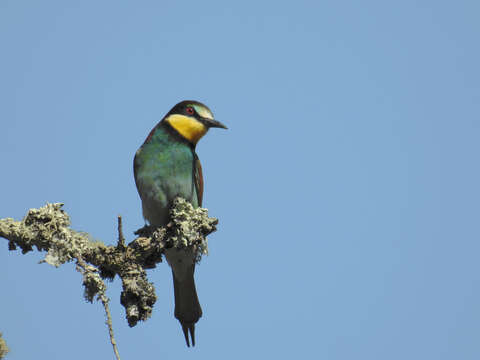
[{"xmin": 133, "ymin": 100, "xmax": 227, "ymax": 347}]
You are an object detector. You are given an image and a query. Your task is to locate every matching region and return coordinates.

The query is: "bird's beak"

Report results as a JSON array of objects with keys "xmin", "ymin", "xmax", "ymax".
[{"xmin": 202, "ymin": 118, "xmax": 228, "ymax": 129}]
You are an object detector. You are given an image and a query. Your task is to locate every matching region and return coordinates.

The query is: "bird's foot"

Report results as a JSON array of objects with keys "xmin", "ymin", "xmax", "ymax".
[{"xmin": 134, "ymin": 224, "xmax": 154, "ymax": 237}]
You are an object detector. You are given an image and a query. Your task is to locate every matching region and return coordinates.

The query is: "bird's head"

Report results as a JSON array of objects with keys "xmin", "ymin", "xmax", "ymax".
[{"xmin": 163, "ymin": 100, "xmax": 227, "ymax": 144}]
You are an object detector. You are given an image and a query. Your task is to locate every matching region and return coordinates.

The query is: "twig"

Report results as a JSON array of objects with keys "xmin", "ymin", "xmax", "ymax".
[
  {"xmin": 101, "ymin": 294, "xmax": 121, "ymax": 360},
  {"xmin": 117, "ymin": 215, "xmax": 126, "ymax": 250},
  {"xmin": 76, "ymin": 256, "xmax": 121, "ymax": 360}
]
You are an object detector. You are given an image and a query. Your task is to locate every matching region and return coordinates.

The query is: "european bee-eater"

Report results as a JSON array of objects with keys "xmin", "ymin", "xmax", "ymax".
[{"xmin": 133, "ymin": 100, "xmax": 226, "ymax": 347}]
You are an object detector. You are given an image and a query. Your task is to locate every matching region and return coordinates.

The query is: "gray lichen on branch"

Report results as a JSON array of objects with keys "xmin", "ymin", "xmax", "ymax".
[
  {"xmin": 0, "ymin": 332, "xmax": 8, "ymax": 359},
  {"xmin": 0, "ymin": 198, "xmax": 218, "ymax": 328}
]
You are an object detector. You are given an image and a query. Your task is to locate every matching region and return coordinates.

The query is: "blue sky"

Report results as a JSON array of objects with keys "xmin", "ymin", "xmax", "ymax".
[{"xmin": 1, "ymin": 1, "xmax": 479, "ymax": 359}]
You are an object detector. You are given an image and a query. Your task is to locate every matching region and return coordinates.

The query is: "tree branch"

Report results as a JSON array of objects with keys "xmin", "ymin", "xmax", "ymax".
[{"xmin": 0, "ymin": 198, "xmax": 218, "ymax": 358}]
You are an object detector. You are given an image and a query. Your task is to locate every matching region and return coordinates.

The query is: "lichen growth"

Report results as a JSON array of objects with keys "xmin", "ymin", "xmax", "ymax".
[
  {"xmin": 0, "ymin": 198, "xmax": 218, "ymax": 328},
  {"xmin": 169, "ymin": 197, "xmax": 218, "ymax": 262},
  {"xmin": 0, "ymin": 332, "xmax": 8, "ymax": 359},
  {"xmin": 80, "ymin": 262, "xmax": 107, "ymax": 303}
]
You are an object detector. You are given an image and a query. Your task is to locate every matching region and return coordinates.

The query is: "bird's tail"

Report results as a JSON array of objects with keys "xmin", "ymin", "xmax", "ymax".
[{"xmin": 172, "ymin": 265, "xmax": 202, "ymax": 347}]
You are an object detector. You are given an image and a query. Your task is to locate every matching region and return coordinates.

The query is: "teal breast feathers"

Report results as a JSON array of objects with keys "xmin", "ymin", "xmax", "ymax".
[{"xmin": 134, "ymin": 126, "xmax": 198, "ymax": 226}]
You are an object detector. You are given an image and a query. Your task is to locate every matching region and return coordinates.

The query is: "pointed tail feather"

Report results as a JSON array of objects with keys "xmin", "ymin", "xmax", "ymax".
[
  {"xmin": 172, "ymin": 265, "xmax": 202, "ymax": 347},
  {"xmin": 181, "ymin": 322, "xmax": 196, "ymax": 347}
]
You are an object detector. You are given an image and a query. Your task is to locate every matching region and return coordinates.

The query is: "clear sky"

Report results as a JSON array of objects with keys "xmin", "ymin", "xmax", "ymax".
[{"xmin": 1, "ymin": 1, "xmax": 479, "ymax": 359}]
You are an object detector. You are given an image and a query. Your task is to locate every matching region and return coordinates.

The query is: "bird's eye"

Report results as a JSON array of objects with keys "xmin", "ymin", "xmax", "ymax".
[{"xmin": 186, "ymin": 107, "xmax": 194, "ymax": 115}]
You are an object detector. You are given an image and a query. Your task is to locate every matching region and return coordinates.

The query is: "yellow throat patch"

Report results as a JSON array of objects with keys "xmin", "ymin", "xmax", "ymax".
[{"xmin": 166, "ymin": 114, "xmax": 207, "ymax": 144}]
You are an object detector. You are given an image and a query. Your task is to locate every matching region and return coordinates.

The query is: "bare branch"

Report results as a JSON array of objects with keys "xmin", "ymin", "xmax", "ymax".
[{"xmin": 117, "ymin": 216, "xmax": 126, "ymax": 251}]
